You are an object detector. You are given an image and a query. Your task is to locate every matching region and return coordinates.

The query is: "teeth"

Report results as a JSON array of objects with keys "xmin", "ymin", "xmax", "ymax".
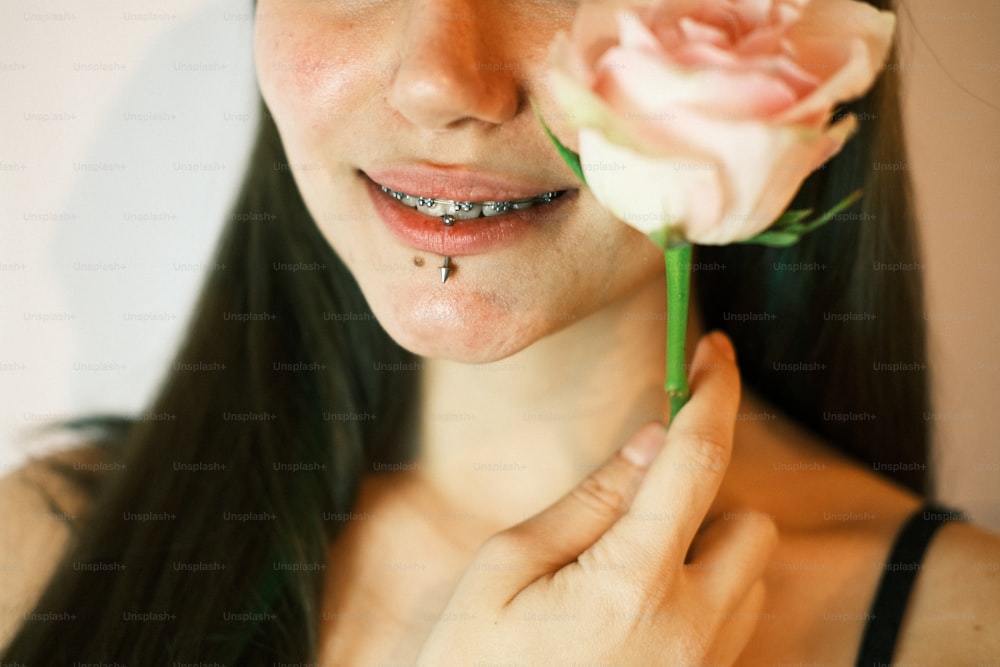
[
  {"xmin": 415, "ymin": 196, "xmax": 447, "ymax": 216},
  {"xmin": 482, "ymin": 201, "xmax": 513, "ymax": 217},
  {"xmin": 444, "ymin": 201, "xmax": 483, "ymax": 220},
  {"xmin": 380, "ymin": 185, "xmax": 564, "ymax": 220},
  {"xmin": 395, "ymin": 192, "xmax": 417, "ymax": 207}
]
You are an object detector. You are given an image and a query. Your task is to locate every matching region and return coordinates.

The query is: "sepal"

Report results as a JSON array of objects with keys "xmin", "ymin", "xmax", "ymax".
[
  {"xmin": 739, "ymin": 190, "xmax": 863, "ymax": 247},
  {"xmin": 532, "ymin": 99, "xmax": 587, "ymax": 186}
]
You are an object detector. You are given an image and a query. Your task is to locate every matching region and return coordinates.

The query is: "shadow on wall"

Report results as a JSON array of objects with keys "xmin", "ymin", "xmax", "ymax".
[{"xmin": 50, "ymin": 0, "xmax": 258, "ymax": 415}]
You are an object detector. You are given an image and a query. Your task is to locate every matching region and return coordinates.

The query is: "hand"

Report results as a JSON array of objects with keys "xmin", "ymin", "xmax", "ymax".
[{"xmin": 416, "ymin": 332, "xmax": 777, "ymax": 666}]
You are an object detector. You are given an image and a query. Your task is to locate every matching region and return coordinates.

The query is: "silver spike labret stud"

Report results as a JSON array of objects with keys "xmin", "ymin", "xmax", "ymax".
[{"xmin": 440, "ymin": 213, "xmax": 455, "ymax": 283}]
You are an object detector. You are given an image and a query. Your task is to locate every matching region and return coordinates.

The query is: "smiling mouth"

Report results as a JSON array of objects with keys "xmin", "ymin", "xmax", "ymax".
[{"xmin": 377, "ymin": 184, "xmax": 570, "ymax": 221}]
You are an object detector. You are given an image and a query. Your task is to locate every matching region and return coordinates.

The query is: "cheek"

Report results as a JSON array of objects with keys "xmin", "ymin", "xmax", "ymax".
[{"xmin": 253, "ymin": 6, "xmax": 380, "ymax": 146}]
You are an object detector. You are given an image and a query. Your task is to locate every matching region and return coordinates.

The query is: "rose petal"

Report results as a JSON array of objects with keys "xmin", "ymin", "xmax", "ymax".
[
  {"xmin": 774, "ymin": 2, "xmax": 803, "ymax": 28},
  {"xmin": 737, "ymin": 114, "xmax": 857, "ymax": 241},
  {"xmin": 549, "ymin": 39, "xmax": 651, "ymax": 150},
  {"xmin": 775, "ymin": 36, "xmax": 889, "ymax": 126},
  {"xmin": 618, "ymin": 10, "xmax": 666, "ymax": 54},
  {"xmin": 776, "ymin": 0, "xmax": 895, "ymax": 123},
  {"xmin": 662, "ymin": 111, "xmax": 858, "ymax": 244},
  {"xmin": 736, "ymin": 23, "xmax": 787, "ymax": 56},
  {"xmin": 678, "ymin": 16, "xmax": 732, "ymax": 48},
  {"xmin": 766, "ymin": 52, "xmax": 821, "ymax": 96},
  {"xmin": 670, "ymin": 40, "xmax": 741, "ymax": 68},
  {"xmin": 579, "ymin": 127, "xmax": 724, "ymax": 238},
  {"xmin": 730, "ymin": 0, "xmax": 774, "ymax": 30},
  {"xmin": 598, "ymin": 46, "xmax": 799, "ymax": 119},
  {"xmin": 547, "ymin": 0, "xmax": 893, "ymax": 247}
]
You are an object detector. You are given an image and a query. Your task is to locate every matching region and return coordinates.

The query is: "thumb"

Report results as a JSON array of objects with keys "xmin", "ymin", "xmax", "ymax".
[{"xmin": 473, "ymin": 423, "xmax": 666, "ymax": 596}]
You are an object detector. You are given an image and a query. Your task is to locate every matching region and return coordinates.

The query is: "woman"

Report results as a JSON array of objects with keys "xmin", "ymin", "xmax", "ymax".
[{"xmin": 2, "ymin": 0, "xmax": 998, "ymax": 664}]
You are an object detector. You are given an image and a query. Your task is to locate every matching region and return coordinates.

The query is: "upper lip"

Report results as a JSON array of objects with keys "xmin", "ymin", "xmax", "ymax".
[{"xmin": 362, "ymin": 164, "xmax": 575, "ymax": 203}]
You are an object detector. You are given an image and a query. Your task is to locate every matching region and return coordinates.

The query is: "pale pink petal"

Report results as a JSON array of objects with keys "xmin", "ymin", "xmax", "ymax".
[
  {"xmin": 678, "ymin": 16, "xmax": 733, "ymax": 48},
  {"xmin": 580, "ymin": 127, "xmax": 724, "ymax": 237},
  {"xmin": 775, "ymin": 0, "xmax": 895, "ymax": 123},
  {"xmin": 730, "ymin": 0, "xmax": 774, "ymax": 31},
  {"xmin": 672, "ymin": 112, "xmax": 859, "ymax": 244},
  {"xmin": 724, "ymin": 51, "xmax": 820, "ymax": 97},
  {"xmin": 549, "ymin": 0, "xmax": 893, "ymax": 246},
  {"xmin": 774, "ymin": 2, "xmax": 802, "ymax": 27},
  {"xmin": 687, "ymin": 3, "xmax": 741, "ymax": 42},
  {"xmin": 744, "ymin": 114, "xmax": 857, "ymax": 233},
  {"xmin": 617, "ymin": 10, "xmax": 665, "ymax": 54},
  {"xmin": 548, "ymin": 48, "xmax": 644, "ymax": 149},
  {"xmin": 598, "ymin": 46, "xmax": 798, "ymax": 118},
  {"xmin": 650, "ymin": 23, "xmax": 685, "ymax": 53},
  {"xmin": 688, "ymin": 69, "xmax": 799, "ymax": 116},
  {"xmin": 736, "ymin": 23, "xmax": 787, "ymax": 56},
  {"xmin": 767, "ymin": 52, "xmax": 820, "ymax": 96},
  {"xmin": 775, "ymin": 36, "xmax": 889, "ymax": 126},
  {"xmin": 795, "ymin": 0, "xmax": 896, "ymax": 64},
  {"xmin": 647, "ymin": 0, "xmax": 709, "ymax": 31},
  {"xmin": 669, "ymin": 40, "xmax": 741, "ymax": 68},
  {"xmin": 549, "ymin": 32, "xmax": 595, "ymax": 91}
]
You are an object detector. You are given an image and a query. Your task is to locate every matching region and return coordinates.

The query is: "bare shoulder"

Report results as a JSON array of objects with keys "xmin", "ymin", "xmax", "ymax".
[
  {"xmin": 0, "ymin": 446, "xmax": 108, "ymax": 648},
  {"xmin": 894, "ymin": 519, "xmax": 1000, "ymax": 662}
]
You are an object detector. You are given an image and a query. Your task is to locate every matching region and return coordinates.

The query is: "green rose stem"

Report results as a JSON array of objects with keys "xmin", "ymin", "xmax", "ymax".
[
  {"xmin": 664, "ymin": 243, "xmax": 692, "ymax": 421},
  {"xmin": 532, "ymin": 100, "xmax": 861, "ymax": 420}
]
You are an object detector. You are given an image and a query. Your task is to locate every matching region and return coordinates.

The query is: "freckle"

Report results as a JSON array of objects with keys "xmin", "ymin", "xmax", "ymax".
[{"xmin": 413, "ymin": 256, "xmax": 425, "ymax": 267}]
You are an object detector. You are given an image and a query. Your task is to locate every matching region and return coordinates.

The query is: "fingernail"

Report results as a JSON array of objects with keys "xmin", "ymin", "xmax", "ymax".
[
  {"xmin": 621, "ymin": 423, "xmax": 666, "ymax": 468},
  {"xmin": 708, "ymin": 331, "xmax": 736, "ymax": 362}
]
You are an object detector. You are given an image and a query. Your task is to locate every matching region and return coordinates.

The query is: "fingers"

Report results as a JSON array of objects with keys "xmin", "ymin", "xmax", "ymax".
[
  {"xmin": 709, "ymin": 579, "xmax": 769, "ymax": 666},
  {"xmin": 465, "ymin": 331, "xmax": 741, "ymax": 604},
  {"xmin": 596, "ymin": 332, "xmax": 742, "ymax": 582},
  {"xmin": 471, "ymin": 423, "xmax": 666, "ymax": 598},
  {"xmin": 677, "ymin": 511, "xmax": 776, "ymax": 665},
  {"xmin": 688, "ymin": 510, "xmax": 778, "ymax": 613}
]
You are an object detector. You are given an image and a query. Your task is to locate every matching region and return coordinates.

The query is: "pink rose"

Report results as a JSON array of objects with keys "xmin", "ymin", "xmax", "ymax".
[{"xmin": 549, "ymin": 0, "xmax": 896, "ymax": 245}]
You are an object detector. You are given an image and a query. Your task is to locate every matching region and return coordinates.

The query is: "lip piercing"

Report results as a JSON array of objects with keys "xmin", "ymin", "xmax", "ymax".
[
  {"xmin": 394, "ymin": 187, "xmax": 568, "ymax": 285},
  {"xmin": 439, "ymin": 256, "xmax": 453, "ymax": 284},
  {"xmin": 440, "ymin": 212, "xmax": 455, "ymax": 283}
]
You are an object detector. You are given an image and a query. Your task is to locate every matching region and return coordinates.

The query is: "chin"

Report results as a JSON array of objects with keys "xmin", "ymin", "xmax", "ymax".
[{"xmin": 365, "ymin": 279, "xmax": 558, "ymax": 364}]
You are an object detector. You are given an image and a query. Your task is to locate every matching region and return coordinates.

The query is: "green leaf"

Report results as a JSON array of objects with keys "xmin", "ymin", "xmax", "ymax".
[
  {"xmin": 743, "ymin": 230, "xmax": 805, "ymax": 247},
  {"xmin": 531, "ymin": 99, "xmax": 586, "ymax": 185},
  {"xmin": 770, "ymin": 208, "xmax": 813, "ymax": 228},
  {"xmin": 740, "ymin": 190, "xmax": 863, "ymax": 247}
]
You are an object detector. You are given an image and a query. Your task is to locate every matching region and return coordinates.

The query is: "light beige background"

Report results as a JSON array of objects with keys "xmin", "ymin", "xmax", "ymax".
[
  {"xmin": 897, "ymin": 1, "xmax": 1000, "ymax": 527},
  {"xmin": 0, "ymin": 0, "xmax": 998, "ymax": 529}
]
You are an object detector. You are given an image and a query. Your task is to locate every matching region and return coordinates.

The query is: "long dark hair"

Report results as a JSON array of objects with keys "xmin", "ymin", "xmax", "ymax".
[{"xmin": 3, "ymin": 1, "xmax": 928, "ymax": 662}]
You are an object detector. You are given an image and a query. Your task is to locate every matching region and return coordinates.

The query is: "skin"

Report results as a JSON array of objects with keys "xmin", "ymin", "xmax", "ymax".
[
  {"xmin": 0, "ymin": 1, "xmax": 996, "ymax": 662},
  {"xmin": 0, "ymin": 1, "xmax": 996, "ymax": 661},
  {"xmin": 254, "ymin": 0, "xmax": 665, "ymax": 363}
]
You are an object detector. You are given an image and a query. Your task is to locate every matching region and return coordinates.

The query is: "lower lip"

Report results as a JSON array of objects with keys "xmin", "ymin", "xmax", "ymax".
[{"xmin": 362, "ymin": 174, "xmax": 574, "ymax": 256}]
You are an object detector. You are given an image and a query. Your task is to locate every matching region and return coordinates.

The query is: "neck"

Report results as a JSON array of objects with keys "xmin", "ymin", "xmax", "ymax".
[{"xmin": 414, "ymin": 274, "xmax": 700, "ymax": 528}]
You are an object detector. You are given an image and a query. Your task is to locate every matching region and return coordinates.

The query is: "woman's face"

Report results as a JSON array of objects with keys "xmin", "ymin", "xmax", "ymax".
[{"xmin": 254, "ymin": 0, "xmax": 664, "ymax": 363}]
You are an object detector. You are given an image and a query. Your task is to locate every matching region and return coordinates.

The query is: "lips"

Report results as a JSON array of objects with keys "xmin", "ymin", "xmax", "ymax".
[
  {"xmin": 361, "ymin": 167, "xmax": 577, "ymax": 256},
  {"xmin": 364, "ymin": 165, "xmax": 573, "ymax": 203}
]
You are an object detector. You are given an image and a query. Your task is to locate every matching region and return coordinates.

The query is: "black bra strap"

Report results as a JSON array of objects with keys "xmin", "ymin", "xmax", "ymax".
[{"xmin": 855, "ymin": 504, "xmax": 961, "ymax": 666}]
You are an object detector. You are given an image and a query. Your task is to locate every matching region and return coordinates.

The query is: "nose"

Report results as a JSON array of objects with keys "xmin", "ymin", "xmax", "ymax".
[{"xmin": 388, "ymin": 1, "xmax": 520, "ymax": 130}]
